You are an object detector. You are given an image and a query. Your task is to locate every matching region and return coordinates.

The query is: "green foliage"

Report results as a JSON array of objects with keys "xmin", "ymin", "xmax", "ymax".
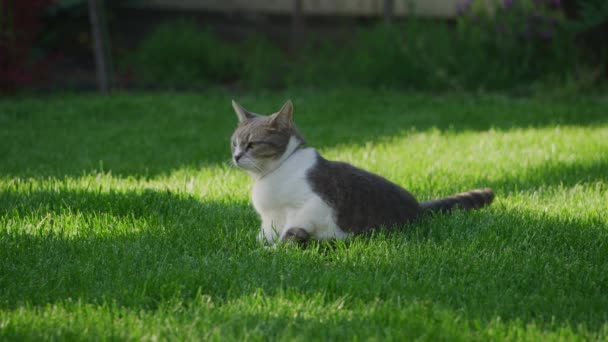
[
  {"xmin": 288, "ymin": 22, "xmax": 467, "ymax": 90},
  {"xmin": 128, "ymin": 21, "xmax": 290, "ymax": 88},
  {"xmin": 126, "ymin": 10, "xmax": 599, "ymax": 91},
  {"xmin": 1, "ymin": 90, "xmax": 607, "ymax": 340},
  {"xmin": 47, "ymin": 0, "xmax": 85, "ymax": 13},
  {"xmin": 129, "ymin": 21, "xmax": 240, "ymax": 87},
  {"xmin": 568, "ymin": 0, "xmax": 608, "ymax": 33},
  {"xmin": 240, "ymin": 34, "xmax": 288, "ymax": 88},
  {"xmin": 452, "ymin": 2, "xmax": 577, "ymax": 89},
  {"xmin": 286, "ymin": 19, "xmax": 578, "ymax": 90},
  {"xmin": 288, "ymin": 0, "xmax": 580, "ymax": 90}
]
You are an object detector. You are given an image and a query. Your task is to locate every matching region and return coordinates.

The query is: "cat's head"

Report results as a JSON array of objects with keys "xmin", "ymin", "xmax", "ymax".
[{"xmin": 230, "ymin": 100, "xmax": 306, "ymax": 176}]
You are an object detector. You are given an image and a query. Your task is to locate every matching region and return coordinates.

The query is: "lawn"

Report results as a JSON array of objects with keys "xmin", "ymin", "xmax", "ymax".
[{"xmin": 1, "ymin": 89, "xmax": 607, "ymax": 340}]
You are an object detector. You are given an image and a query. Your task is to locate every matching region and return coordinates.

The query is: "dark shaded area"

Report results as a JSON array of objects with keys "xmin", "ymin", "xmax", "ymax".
[
  {"xmin": 0, "ymin": 187, "xmax": 235, "ymax": 221},
  {"xmin": 0, "ymin": 186, "xmax": 606, "ymax": 333},
  {"xmin": 5, "ymin": 0, "xmax": 606, "ymax": 93},
  {"xmin": 31, "ymin": 5, "xmax": 387, "ymax": 91},
  {"xmin": 0, "ymin": 93, "xmax": 606, "ymax": 178}
]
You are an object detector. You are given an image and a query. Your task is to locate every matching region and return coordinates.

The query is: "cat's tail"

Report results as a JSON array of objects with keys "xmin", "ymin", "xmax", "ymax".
[{"xmin": 420, "ymin": 188, "xmax": 495, "ymax": 213}]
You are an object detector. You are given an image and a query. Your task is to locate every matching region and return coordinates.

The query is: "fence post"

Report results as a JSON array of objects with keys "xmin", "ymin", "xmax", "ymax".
[
  {"xmin": 291, "ymin": 0, "xmax": 304, "ymax": 52},
  {"xmin": 88, "ymin": 0, "xmax": 111, "ymax": 93},
  {"xmin": 384, "ymin": 0, "xmax": 394, "ymax": 25}
]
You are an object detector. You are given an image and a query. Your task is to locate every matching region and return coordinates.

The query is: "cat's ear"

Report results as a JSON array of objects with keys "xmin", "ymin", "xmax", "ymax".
[
  {"xmin": 232, "ymin": 100, "xmax": 257, "ymax": 123},
  {"xmin": 269, "ymin": 100, "xmax": 293, "ymax": 129}
]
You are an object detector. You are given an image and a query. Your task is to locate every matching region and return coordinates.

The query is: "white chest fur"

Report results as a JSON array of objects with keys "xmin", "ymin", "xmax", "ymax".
[{"xmin": 251, "ymin": 147, "xmax": 346, "ymax": 243}]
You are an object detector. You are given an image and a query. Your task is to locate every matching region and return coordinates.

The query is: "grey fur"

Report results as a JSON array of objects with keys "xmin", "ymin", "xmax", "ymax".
[
  {"xmin": 306, "ymin": 157, "xmax": 494, "ymax": 234},
  {"xmin": 420, "ymin": 188, "xmax": 495, "ymax": 213},
  {"xmin": 231, "ymin": 99, "xmax": 495, "ymax": 236},
  {"xmin": 232, "ymin": 100, "xmax": 258, "ymax": 123},
  {"xmin": 307, "ymin": 154, "xmax": 422, "ymax": 233},
  {"xmin": 231, "ymin": 100, "xmax": 305, "ymax": 164},
  {"xmin": 282, "ymin": 227, "xmax": 311, "ymax": 243},
  {"xmin": 231, "ymin": 117, "xmax": 291, "ymax": 160}
]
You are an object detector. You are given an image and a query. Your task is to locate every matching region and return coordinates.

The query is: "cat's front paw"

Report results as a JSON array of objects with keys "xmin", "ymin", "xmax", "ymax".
[{"xmin": 280, "ymin": 227, "xmax": 310, "ymax": 244}]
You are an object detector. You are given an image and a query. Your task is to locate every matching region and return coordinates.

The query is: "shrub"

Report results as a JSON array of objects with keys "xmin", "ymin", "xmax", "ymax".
[
  {"xmin": 240, "ymin": 34, "xmax": 288, "ymax": 88},
  {"xmin": 125, "ymin": 5, "xmax": 596, "ymax": 91},
  {"xmin": 452, "ymin": 0, "xmax": 578, "ymax": 89},
  {"xmin": 129, "ymin": 20, "xmax": 240, "ymax": 87},
  {"xmin": 288, "ymin": 1, "xmax": 580, "ymax": 91},
  {"xmin": 567, "ymin": 0, "xmax": 608, "ymax": 78}
]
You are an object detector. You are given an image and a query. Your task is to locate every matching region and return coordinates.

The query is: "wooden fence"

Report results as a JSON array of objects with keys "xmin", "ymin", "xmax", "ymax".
[{"xmin": 135, "ymin": 0, "xmax": 462, "ymax": 18}]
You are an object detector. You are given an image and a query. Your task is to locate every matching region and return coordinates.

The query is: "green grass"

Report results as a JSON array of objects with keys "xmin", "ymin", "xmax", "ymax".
[{"xmin": 1, "ymin": 89, "xmax": 607, "ymax": 340}]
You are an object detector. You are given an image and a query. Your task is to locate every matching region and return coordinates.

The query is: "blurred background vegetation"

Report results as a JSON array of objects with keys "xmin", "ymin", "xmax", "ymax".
[{"xmin": 1, "ymin": 0, "xmax": 607, "ymax": 94}]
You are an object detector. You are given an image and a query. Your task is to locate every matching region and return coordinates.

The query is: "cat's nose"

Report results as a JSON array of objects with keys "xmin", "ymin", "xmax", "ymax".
[{"xmin": 234, "ymin": 153, "xmax": 243, "ymax": 162}]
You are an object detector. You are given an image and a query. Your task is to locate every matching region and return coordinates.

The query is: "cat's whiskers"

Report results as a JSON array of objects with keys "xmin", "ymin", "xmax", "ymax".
[{"xmin": 223, "ymin": 158, "xmax": 235, "ymax": 168}]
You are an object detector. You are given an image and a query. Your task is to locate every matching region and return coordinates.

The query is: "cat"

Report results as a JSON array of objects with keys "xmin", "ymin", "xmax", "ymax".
[{"xmin": 230, "ymin": 99, "xmax": 494, "ymax": 244}]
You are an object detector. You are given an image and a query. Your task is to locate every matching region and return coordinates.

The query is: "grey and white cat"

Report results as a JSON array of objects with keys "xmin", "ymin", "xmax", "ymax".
[{"xmin": 231, "ymin": 100, "xmax": 494, "ymax": 244}]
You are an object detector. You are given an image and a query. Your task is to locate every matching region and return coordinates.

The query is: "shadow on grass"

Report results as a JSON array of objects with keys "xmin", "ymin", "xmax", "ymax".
[
  {"xmin": 0, "ymin": 92, "xmax": 606, "ymax": 177},
  {"xmin": 0, "ymin": 189, "xmax": 258, "ymax": 306},
  {"xmin": 1, "ymin": 187, "xmax": 607, "ymax": 333},
  {"xmin": 452, "ymin": 157, "xmax": 608, "ymax": 196}
]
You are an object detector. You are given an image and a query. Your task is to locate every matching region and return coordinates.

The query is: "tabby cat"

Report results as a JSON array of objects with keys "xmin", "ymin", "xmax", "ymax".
[{"xmin": 230, "ymin": 100, "xmax": 494, "ymax": 244}]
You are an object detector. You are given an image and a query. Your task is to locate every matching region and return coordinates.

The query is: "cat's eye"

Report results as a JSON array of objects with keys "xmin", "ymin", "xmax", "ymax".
[{"xmin": 246, "ymin": 142, "xmax": 256, "ymax": 150}]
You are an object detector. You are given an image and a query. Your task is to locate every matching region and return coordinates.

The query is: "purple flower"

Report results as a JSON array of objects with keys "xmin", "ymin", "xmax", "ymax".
[{"xmin": 503, "ymin": 0, "xmax": 513, "ymax": 9}]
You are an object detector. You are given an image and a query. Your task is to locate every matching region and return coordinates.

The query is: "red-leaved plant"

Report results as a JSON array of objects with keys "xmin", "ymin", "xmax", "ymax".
[{"xmin": 0, "ymin": 0, "xmax": 54, "ymax": 93}]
